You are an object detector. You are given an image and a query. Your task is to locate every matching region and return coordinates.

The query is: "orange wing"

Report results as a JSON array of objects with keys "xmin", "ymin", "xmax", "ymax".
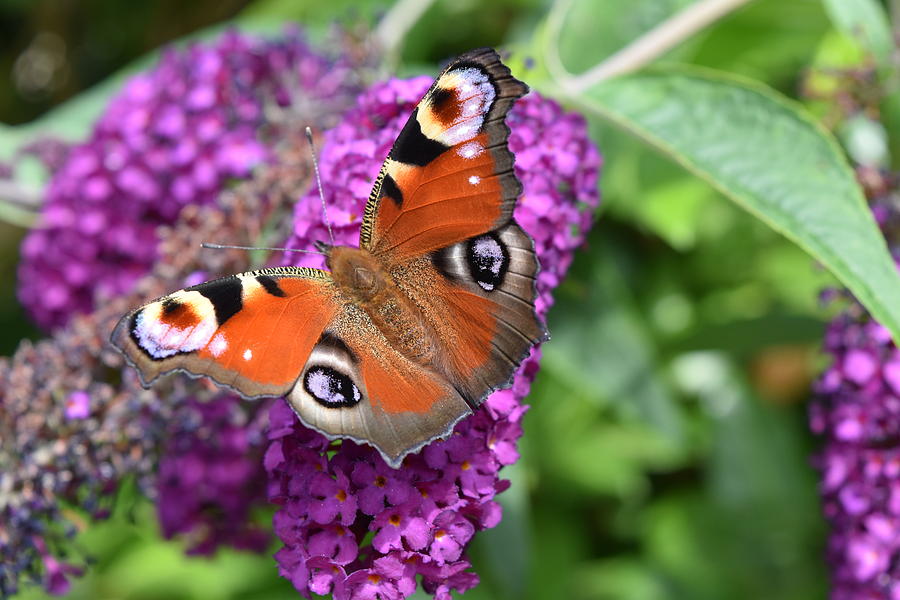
[
  {"xmin": 359, "ymin": 49, "xmax": 545, "ymax": 409},
  {"xmin": 111, "ymin": 266, "xmax": 472, "ymax": 467},
  {"xmin": 111, "ymin": 266, "xmax": 339, "ymax": 398},
  {"xmin": 360, "ymin": 48, "xmax": 528, "ymax": 261},
  {"xmin": 286, "ymin": 306, "xmax": 471, "ymax": 467},
  {"xmin": 392, "ymin": 222, "xmax": 547, "ymax": 406}
]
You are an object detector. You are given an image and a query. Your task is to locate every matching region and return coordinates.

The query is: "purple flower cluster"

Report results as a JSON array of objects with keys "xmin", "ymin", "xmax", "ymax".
[
  {"xmin": 5, "ymin": 28, "xmax": 371, "ymax": 596},
  {"xmin": 812, "ymin": 304, "xmax": 900, "ymax": 599},
  {"xmin": 17, "ymin": 29, "xmax": 361, "ymax": 331},
  {"xmin": 156, "ymin": 395, "xmax": 270, "ymax": 556},
  {"xmin": 811, "ymin": 172, "xmax": 900, "ymax": 598},
  {"xmin": 267, "ymin": 75, "xmax": 601, "ymax": 598}
]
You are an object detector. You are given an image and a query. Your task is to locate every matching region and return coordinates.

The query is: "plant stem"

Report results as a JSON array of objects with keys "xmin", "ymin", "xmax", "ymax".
[
  {"xmin": 892, "ymin": 0, "xmax": 900, "ymax": 40},
  {"xmin": 374, "ymin": 0, "xmax": 437, "ymax": 60},
  {"xmin": 0, "ymin": 180, "xmax": 42, "ymax": 208},
  {"xmin": 557, "ymin": 0, "xmax": 755, "ymax": 93}
]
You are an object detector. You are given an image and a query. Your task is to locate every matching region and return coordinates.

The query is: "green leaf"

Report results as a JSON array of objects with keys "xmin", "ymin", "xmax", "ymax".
[
  {"xmin": 566, "ymin": 66, "xmax": 900, "ymax": 344},
  {"xmin": 822, "ymin": 0, "xmax": 893, "ymax": 66},
  {"xmin": 882, "ymin": 88, "xmax": 900, "ymax": 170},
  {"xmin": 681, "ymin": 0, "xmax": 830, "ymax": 86},
  {"xmin": 237, "ymin": 0, "xmax": 386, "ymax": 30},
  {"xmin": 539, "ymin": 234, "xmax": 686, "ymax": 439},
  {"xmin": 571, "ymin": 557, "xmax": 668, "ymax": 600},
  {"xmin": 662, "ymin": 353, "xmax": 827, "ymax": 600}
]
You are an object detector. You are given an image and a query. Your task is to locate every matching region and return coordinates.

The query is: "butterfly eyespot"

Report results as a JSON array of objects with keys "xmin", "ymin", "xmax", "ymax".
[
  {"xmin": 466, "ymin": 233, "xmax": 508, "ymax": 292},
  {"xmin": 130, "ymin": 299, "xmax": 217, "ymax": 360},
  {"xmin": 303, "ymin": 366, "xmax": 361, "ymax": 408}
]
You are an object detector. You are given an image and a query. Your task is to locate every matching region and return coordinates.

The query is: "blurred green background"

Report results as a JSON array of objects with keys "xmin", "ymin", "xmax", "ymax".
[{"xmin": 4, "ymin": 0, "xmax": 877, "ymax": 598}]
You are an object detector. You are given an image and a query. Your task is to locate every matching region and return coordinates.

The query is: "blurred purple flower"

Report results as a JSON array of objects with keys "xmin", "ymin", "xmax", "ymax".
[
  {"xmin": 811, "ymin": 183, "xmax": 900, "ymax": 597},
  {"xmin": 64, "ymin": 390, "xmax": 91, "ymax": 419},
  {"xmin": 267, "ymin": 76, "xmax": 601, "ymax": 598},
  {"xmin": 32, "ymin": 537, "xmax": 83, "ymax": 596},
  {"xmin": 17, "ymin": 29, "xmax": 362, "ymax": 331},
  {"xmin": 156, "ymin": 395, "xmax": 270, "ymax": 555}
]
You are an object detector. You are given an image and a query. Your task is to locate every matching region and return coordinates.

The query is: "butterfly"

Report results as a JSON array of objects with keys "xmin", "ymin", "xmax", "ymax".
[{"xmin": 111, "ymin": 48, "xmax": 547, "ymax": 467}]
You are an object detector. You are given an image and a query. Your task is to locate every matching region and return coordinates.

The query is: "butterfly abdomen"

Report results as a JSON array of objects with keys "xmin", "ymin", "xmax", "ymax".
[{"xmin": 327, "ymin": 246, "xmax": 436, "ymax": 364}]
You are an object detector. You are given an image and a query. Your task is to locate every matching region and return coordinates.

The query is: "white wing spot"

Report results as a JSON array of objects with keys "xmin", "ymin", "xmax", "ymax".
[
  {"xmin": 458, "ymin": 142, "xmax": 483, "ymax": 159},
  {"xmin": 469, "ymin": 235, "xmax": 506, "ymax": 292},
  {"xmin": 468, "ymin": 175, "xmax": 480, "ymax": 185},
  {"xmin": 209, "ymin": 333, "xmax": 228, "ymax": 357},
  {"xmin": 243, "ymin": 348, "xmax": 252, "ymax": 361}
]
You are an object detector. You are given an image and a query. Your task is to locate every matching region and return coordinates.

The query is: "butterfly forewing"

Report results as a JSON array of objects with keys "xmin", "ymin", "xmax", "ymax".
[
  {"xmin": 112, "ymin": 267, "xmax": 339, "ymax": 398},
  {"xmin": 360, "ymin": 48, "xmax": 528, "ymax": 260},
  {"xmin": 360, "ymin": 48, "xmax": 545, "ymax": 407}
]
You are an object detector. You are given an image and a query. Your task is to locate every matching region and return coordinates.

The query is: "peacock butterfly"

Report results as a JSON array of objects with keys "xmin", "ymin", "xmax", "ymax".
[{"xmin": 111, "ymin": 48, "xmax": 547, "ymax": 467}]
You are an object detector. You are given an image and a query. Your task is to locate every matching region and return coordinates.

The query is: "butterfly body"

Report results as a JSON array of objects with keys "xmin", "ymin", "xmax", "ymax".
[
  {"xmin": 112, "ymin": 48, "xmax": 546, "ymax": 467},
  {"xmin": 325, "ymin": 245, "xmax": 435, "ymax": 364}
]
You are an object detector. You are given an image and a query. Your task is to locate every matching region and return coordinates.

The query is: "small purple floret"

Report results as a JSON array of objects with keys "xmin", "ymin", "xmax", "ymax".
[
  {"xmin": 156, "ymin": 396, "xmax": 270, "ymax": 555},
  {"xmin": 64, "ymin": 391, "xmax": 90, "ymax": 420}
]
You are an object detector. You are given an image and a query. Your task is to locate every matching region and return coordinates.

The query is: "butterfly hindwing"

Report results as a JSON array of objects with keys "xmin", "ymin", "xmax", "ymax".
[
  {"xmin": 361, "ymin": 48, "xmax": 528, "ymax": 260},
  {"xmin": 395, "ymin": 222, "xmax": 546, "ymax": 406},
  {"xmin": 111, "ymin": 267, "xmax": 339, "ymax": 398},
  {"xmin": 288, "ymin": 309, "xmax": 472, "ymax": 467}
]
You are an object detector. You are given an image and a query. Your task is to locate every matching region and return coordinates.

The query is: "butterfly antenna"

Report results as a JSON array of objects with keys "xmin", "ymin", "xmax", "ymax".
[
  {"xmin": 306, "ymin": 126, "xmax": 335, "ymax": 246},
  {"xmin": 201, "ymin": 243, "xmax": 326, "ymax": 255}
]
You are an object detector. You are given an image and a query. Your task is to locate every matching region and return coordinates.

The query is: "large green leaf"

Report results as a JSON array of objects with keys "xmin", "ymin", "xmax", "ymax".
[{"xmin": 563, "ymin": 66, "xmax": 900, "ymax": 344}]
